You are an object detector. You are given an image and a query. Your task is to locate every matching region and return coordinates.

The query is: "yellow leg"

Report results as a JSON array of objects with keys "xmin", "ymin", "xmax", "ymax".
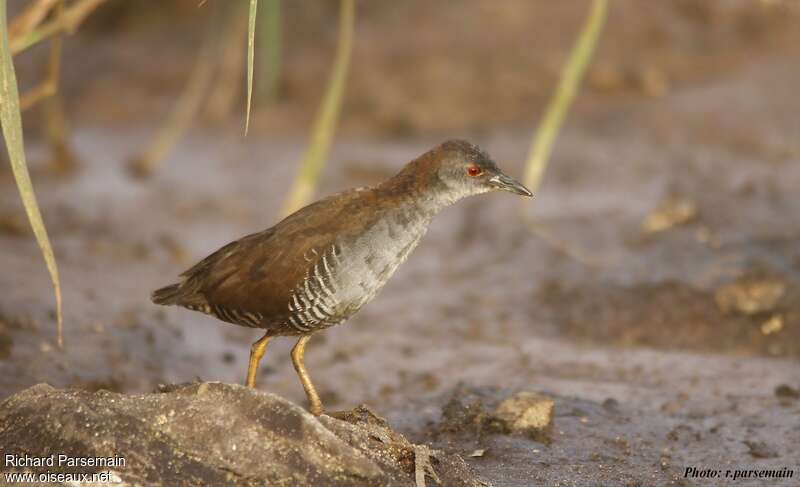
[
  {"xmin": 291, "ymin": 334, "xmax": 323, "ymax": 415},
  {"xmin": 246, "ymin": 333, "xmax": 271, "ymax": 388}
]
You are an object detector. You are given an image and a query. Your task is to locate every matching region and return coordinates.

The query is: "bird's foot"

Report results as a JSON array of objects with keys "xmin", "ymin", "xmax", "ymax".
[{"xmin": 307, "ymin": 395, "xmax": 324, "ymax": 416}]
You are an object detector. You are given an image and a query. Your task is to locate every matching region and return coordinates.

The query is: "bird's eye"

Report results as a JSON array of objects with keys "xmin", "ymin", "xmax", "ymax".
[{"xmin": 467, "ymin": 165, "xmax": 483, "ymax": 177}]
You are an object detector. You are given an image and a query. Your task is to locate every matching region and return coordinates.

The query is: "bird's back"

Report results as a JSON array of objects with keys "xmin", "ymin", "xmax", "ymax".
[{"xmin": 153, "ymin": 185, "xmax": 432, "ymax": 335}]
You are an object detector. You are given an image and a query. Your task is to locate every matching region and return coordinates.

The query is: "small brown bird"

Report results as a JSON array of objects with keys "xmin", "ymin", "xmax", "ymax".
[{"xmin": 152, "ymin": 140, "xmax": 531, "ymax": 415}]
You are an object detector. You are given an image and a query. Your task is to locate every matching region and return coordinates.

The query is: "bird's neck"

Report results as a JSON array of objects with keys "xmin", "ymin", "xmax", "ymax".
[{"xmin": 376, "ymin": 162, "xmax": 460, "ymax": 216}]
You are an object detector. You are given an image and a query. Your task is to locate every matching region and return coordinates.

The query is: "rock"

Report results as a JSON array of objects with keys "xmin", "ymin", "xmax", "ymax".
[
  {"xmin": 435, "ymin": 386, "xmax": 555, "ymax": 445},
  {"xmin": 0, "ymin": 383, "xmax": 486, "ymax": 487},
  {"xmin": 760, "ymin": 315, "xmax": 784, "ymax": 335},
  {"xmin": 744, "ymin": 440, "xmax": 779, "ymax": 459},
  {"xmin": 714, "ymin": 276, "xmax": 786, "ymax": 315},
  {"xmin": 641, "ymin": 197, "xmax": 697, "ymax": 234},
  {"xmin": 490, "ymin": 391, "xmax": 554, "ymax": 442}
]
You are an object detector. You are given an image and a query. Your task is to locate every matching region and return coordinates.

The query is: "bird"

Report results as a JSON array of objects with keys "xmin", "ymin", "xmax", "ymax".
[{"xmin": 151, "ymin": 140, "xmax": 532, "ymax": 416}]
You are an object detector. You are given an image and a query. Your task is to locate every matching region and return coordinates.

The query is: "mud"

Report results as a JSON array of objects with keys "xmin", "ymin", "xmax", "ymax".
[
  {"xmin": 540, "ymin": 273, "xmax": 800, "ymax": 357},
  {"xmin": 2, "ymin": 1, "xmax": 800, "ymax": 485}
]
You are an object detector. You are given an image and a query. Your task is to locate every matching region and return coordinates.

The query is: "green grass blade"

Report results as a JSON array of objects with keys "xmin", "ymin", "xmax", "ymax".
[
  {"xmin": 245, "ymin": 0, "xmax": 257, "ymax": 135},
  {"xmin": 0, "ymin": 0, "xmax": 64, "ymax": 347},
  {"xmin": 523, "ymin": 0, "xmax": 608, "ymax": 194},
  {"xmin": 256, "ymin": 0, "xmax": 280, "ymax": 102},
  {"xmin": 281, "ymin": 0, "xmax": 355, "ymax": 216}
]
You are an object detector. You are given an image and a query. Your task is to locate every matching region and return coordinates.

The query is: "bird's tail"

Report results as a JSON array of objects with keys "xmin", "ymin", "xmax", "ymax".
[{"xmin": 151, "ymin": 283, "xmax": 183, "ymax": 305}]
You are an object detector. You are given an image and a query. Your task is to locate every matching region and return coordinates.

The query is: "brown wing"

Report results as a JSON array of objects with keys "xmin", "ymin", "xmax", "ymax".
[{"xmin": 170, "ymin": 187, "xmax": 382, "ymax": 330}]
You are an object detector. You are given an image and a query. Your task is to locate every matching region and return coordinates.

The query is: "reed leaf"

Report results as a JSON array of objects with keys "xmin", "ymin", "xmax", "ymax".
[
  {"xmin": 281, "ymin": 0, "xmax": 355, "ymax": 216},
  {"xmin": 523, "ymin": 0, "xmax": 608, "ymax": 194},
  {"xmin": 256, "ymin": 0, "xmax": 281, "ymax": 102},
  {"xmin": 245, "ymin": 0, "xmax": 257, "ymax": 134},
  {"xmin": 0, "ymin": 0, "xmax": 64, "ymax": 347}
]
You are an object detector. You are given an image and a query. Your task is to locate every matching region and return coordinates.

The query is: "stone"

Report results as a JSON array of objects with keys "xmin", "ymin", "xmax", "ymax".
[
  {"xmin": 0, "ymin": 382, "xmax": 486, "ymax": 486},
  {"xmin": 641, "ymin": 197, "xmax": 697, "ymax": 234},
  {"xmin": 714, "ymin": 276, "xmax": 786, "ymax": 315},
  {"xmin": 744, "ymin": 440, "xmax": 779, "ymax": 459},
  {"xmin": 491, "ymin": 391, "xmax": 554, "ymax": 441}
]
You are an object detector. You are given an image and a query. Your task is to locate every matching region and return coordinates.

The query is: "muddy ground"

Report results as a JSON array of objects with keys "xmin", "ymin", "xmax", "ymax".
[{"xmin": 2, "ymin": 1, "xmax": 800, "ymax": 485}]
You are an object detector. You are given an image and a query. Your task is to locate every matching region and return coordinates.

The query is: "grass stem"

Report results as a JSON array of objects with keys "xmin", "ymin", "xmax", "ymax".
[
  {"xmin": 522, "ymin": 0, "xmax": 608, "ymax": 195},
  {"xmin": 281, "ymin": 0, "xmax": 355, "ymax": 216}
]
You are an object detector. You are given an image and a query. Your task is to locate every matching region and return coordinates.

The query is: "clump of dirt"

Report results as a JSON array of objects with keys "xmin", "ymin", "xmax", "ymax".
[
  {"xmin": 743, "ymin": 440, "xmax": 780, "ymax": 460},
  {"xmin": 492, "ymin": 392, "xmax": 554, "ymax": 441},
  {"xmin": 714, "ymin": 273, "xmax": 786, "ymax": 315},
  {"xmin": 438, "ymin": 385, "xmax": 493, "ymax": 439},
  {"xmin": 539, "ymin": 271, "xmax": 800, "ymax": 357},
  {"xmin": 436, "ymin": 385, "xmax": 553, "ymax": 445},
  {"xmin": 774, "ymin": 384, "xmax": 799, "ymax": 400}
]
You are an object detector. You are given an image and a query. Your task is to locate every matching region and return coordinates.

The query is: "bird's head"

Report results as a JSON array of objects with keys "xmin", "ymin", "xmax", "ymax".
[
  {"xmin": 380, "ymin": 140, "xmax": 532, "ymax": 209},
  {"xmin": 427, "ymin": 140, "xmax": 532, "ymax": 203}
]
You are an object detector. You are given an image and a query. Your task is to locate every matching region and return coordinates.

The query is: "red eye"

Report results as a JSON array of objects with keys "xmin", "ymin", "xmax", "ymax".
[{"xmin": 467, "ymin": 165, "xmax": 483, "ymax": 177}]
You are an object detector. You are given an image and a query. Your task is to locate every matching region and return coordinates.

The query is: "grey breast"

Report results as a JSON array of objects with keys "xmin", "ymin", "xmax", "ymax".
[{"xmin": 284, "ymin": 205, "xmax": 432, "ymax": 334}]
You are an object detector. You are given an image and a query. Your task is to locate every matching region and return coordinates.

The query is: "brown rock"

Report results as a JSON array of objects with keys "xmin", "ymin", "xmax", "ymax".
[
  {"xmin": 641, "ymin": 197, "xmax": 697, "ymax": 234},
  {"xmin": 714, "ymin": 276, "xmax": 786, "ymax": 315},
  {"xmin": 491, "ymin": 391, "xmax": 554, "ymax": 442},
  {"xmin": 0, "ymin": 383, "xmax": 486, "ymax": 486}
]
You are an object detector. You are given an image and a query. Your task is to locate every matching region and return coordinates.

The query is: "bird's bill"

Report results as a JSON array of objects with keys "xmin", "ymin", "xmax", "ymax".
[{"xmin": 489, "ymin": 173, "xmax": 533, "ymax": 197}]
